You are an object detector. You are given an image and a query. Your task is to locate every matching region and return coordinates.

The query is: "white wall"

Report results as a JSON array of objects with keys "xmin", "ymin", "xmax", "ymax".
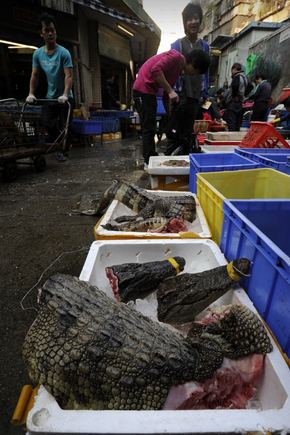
[{"xmin": 218, "ymin": 28, "xmax": 278, "ymax": 87}]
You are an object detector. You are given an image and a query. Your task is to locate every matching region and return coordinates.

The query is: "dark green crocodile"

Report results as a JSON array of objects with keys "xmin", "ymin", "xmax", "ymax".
[
  {"xmin": 157, "ymin": 258, "xmax": 252, "ymax": 325},
  {"xmin": 95, "ymin": 179, "xmax": 196, "ymax": 222},
  {"xmin": 23, "ymin": 273, "xmax": 272, "ymax": 411}
]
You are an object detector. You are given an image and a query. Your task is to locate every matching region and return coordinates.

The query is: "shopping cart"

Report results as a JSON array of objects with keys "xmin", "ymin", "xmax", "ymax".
[{"xmin": 0, "ymin": 98, "xmax": 71, "ymax": 181}]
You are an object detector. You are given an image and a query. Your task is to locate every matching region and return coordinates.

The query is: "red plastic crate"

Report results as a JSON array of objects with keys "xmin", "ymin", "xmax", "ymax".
[
  {"xmin": 205, "ymin": 139, "xmax": 241, "ymax": 145},
  {"xmin": 240, "ymin": 122, "xmax": 290, "ymax": 149}
]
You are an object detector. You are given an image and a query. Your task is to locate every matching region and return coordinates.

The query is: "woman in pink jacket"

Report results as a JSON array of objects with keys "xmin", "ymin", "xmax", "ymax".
[{"xmin": 133, "ymin": 48, "xmax": 210, "ymax": 166}]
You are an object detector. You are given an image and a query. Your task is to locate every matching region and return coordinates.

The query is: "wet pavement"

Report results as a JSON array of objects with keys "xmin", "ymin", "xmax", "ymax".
[{"xmin": 0, "ymin": 136, "xmax": 153, "ymax": 434}]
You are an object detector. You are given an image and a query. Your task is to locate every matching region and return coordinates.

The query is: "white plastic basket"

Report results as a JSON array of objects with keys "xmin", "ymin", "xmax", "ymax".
[
  {"xmin": 206, "ymin": 131, "xmax": 246, "ymax": 141},
  {"xmin": 202, "ymin": 145, "xmax": 237, "ymax": 153},
  {"xmin": 94, "ymin": 191, "xmax": 211, "ymax": 239},
  {"xmin": 147, "ymin": 156, "xmax": 190, "ymax": 175}
]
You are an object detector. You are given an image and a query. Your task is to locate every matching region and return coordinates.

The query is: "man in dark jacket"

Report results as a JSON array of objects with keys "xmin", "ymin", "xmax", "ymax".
[
  {"xmin": 167, "ymin": 2, "xmax": 210, "ymax": 154},
  {"xmin": 223, "ymin": 63, "xmax": 248, "ymax": 131},
  {"xmin": 251, "ymin": 74, "xmax": 272, "ymax": 121}
]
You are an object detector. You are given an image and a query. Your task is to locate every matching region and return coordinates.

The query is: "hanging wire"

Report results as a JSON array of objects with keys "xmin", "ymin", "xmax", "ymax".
[{"xmin": 20, "ymin": 245, "xmax": 89, "ymax": 312}]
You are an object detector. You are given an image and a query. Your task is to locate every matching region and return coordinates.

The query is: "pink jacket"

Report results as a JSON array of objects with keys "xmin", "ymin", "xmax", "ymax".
[{"xmin": 133, "ymin": 49, "xmax": 185, "ymax": 95}]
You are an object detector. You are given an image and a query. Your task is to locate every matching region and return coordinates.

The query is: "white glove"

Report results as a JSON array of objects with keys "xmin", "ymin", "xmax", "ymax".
[
  {"xmin": 26, "ymin": 94, "xmax": 36, "ymax": 104},
  {"xmin": 58, "ymin": 95, "xmax": 68, "ymax": 104}
]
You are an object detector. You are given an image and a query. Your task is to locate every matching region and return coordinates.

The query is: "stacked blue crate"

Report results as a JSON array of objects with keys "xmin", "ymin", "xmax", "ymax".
[
  {"xmin": 189, "ymin": 152, "xmax": 260, "ymax": 193},
  {"xmin": 89, "ymin": 116, "xmax": 120, "ymax": 133},
  {"xmin": 235, "ymin": 147, "xmax": 290, "ymax": 159},
  {"xmin": 254, "ymin": 153, "xmax": 290, "ymax": 174},
  {"xmin": 221, "ymin": 199, "xmax": 290, "ymax": 360},
  {"xmin": 71, "ymin": 119, "xmax": 102, "ymax": 135}
]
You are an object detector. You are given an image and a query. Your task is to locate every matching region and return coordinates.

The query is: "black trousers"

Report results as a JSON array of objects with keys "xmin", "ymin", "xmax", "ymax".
[
  {"xmin": 165, "ymin": 97, "xmax": 200, "ymax": 154},
  {"xmin": 42, "ymin": 99, "xmax": 74, "ymax": 152},
  {"xmin": 251, "ymin": 101, "xmax": 269, "ymax": 122},
  {"xmin": 223, "ymin": 101, "xmax": 244, "ymax": 131},
  {"xmin": 175, "ymin": 98, "xmax": 200, "ymax": 153},
  {"xmin": 133, "ymin": 91, "xmax": 158, "ymax": 164}
]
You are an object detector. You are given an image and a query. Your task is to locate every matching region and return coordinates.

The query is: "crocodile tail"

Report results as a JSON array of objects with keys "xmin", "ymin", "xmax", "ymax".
[{"xmin": 95, "ymin": 180, "xmax": 120, "ymax": 215}]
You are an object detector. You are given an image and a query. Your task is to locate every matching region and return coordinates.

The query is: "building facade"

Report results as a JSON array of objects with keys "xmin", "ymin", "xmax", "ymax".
[
  {"xmin": 249, "ymin": 22, "xmax": 290, "ymax": 100},
  {"xmin": 202, "ymin": 0, "xmax": 290, "ymax": 44},
  {"xmin": 217, "ymin": 22, "xmax": 281, "ymax": 89},
  {"xmin": 200, "ymin": 0, "xmax": 290, "ymax": 95}
]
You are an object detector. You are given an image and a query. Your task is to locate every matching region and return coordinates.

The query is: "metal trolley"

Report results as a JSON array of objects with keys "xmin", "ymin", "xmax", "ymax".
[{"xmin": 0, "ymin": 98, "xmax": 71, "ymax": 181}]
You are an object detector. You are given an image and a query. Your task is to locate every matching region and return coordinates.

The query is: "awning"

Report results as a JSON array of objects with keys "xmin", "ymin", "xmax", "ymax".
[
  {"xmin": 211, "ymin": 35, "xmax": 233, "ymax": 48},
  {"xmin": 73, "ymin": 0, "xmax": 155, "ymax": 31}
]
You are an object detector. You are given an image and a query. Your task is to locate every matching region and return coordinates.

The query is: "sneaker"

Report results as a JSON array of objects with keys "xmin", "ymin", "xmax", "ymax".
[{"xmin": 56, "ymin": 152, "xmax": 67, "ymax": 162}]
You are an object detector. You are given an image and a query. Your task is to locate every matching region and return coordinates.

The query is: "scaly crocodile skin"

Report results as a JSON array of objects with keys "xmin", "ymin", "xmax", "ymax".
[
  {"xmin": 23, "ymin": 273, "xmax": 272, "ymax": 411},
  {"xmin": 95, "ymin": 180, "xmax": 196, "ymax": 222},
  {"xmin": 23, "ymin": 274, "xmax": 223, "ymax": 410},
  {"xmin": 157, "ymin": 259, "xmax": 251, "ymax": 324}
]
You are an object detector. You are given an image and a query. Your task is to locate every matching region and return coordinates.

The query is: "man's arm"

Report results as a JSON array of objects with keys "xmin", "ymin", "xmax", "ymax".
[
  {"xmin": 28, "ymin": 67, "xmax": 40, "ymax": 96},
  {"xmin": 154, "ymin": 72, "xmax": 178, "ymax": 103},
  {"xmin": 63, "ymin": 67, "xmax": 73, "ymax": 97},
  {"xmin": 151, "ymin": 52, "xmax": 182, "ymax": 104},
  {"xmin": 57, "ymin": 67, "xmax": 73, "ymax": 103}
]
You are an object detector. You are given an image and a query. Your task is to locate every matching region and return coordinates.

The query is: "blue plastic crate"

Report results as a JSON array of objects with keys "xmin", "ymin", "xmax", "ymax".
[
  {"xmin": 90, "ymin": 116, "xmax": 120, "ymax": 132},
  {"xmin": 156, "ymin": 96, "xmax": 166, "ymax": 116},
  {"xmin": 254, "ymin": 153, "xmax": 290, "ymax": 174},
  {"xmin": 72, "ymin": 119, "xmax": 103, "ymax": 135},
  {"xmin": 235, "ymin": 146, "xmax": 290, "ymax": 159},
  {"xmin": 91, "ymin": 110, "xmax": 133, "ymax": 119},
  {"xmin": 116, "ymin": 110, "xmax": 134, "ymax": 118},
  {"xmin": 221, "ymin": 199, "xmax": 290, "ymax": 360},
  {"xmin": 189, "ymin": 152, "xmax": 260, "ymax": 193},
  {"xmin": 90, "ymin": 110, "xmax": 117, "ymax": 117}
]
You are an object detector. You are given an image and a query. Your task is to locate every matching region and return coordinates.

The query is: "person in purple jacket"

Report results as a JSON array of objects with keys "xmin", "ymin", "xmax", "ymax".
[
  {"xmin": 133, "ymin": 48, "xmax": 210, "ymax": 167},
  {"xmin": 168, "ymin": 2, "xmax": 210, "ymax": 154},
  {"xmin": 250, "ymin": 74, "xmax": 272, "ymax": 121}
]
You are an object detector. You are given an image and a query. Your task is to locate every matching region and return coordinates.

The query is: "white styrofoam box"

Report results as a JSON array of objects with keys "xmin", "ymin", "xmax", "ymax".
[
  {"xmin": 202, "ymin": 145, "xmax": 237, "ymax": 153},
  {"xmin": 206, "ymin": 131, "xmax": 246, "ymax": 141},
  {"xmin": 147, "ymin": 156, "xmax": 189, "ymax": 175},
  {"xmin": 26, "ymin": 239, "xmax": 290, "ymax": 434},
  {"xmin": 80, "ymin": 239, "xmax": 225, "ymax": 295},
  {"xmin": 94, "ymin": 191, "xmax": 211, "ymax": 239}
]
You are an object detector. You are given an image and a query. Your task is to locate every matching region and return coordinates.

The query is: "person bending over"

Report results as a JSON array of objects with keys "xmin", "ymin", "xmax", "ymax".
[{"xmin": 133, "ymin": 48, "xmax": 210, "ymax": 167}]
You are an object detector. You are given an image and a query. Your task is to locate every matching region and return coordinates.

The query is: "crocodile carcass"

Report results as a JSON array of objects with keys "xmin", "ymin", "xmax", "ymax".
[
  {"xmin": 157, "ymin": 258, "xmax": 251, "ymax": 325},
  {"xmin": 95, "ymin": 179, "xmax": 196, "ymax": 223},
  {"xmin": 23, "ymin": 274, "xmax": 272, "ymax": 411}
]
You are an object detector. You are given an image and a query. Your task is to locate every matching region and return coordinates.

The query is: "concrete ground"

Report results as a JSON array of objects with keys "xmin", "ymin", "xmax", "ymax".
[{"xmin": 0, "ymin": 136, "xmax": 153, "ymax": 434}]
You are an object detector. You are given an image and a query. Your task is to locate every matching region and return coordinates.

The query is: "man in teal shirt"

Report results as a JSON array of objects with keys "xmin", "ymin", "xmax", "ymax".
[{"xmin": 26, "ymin": 13, "xmax": 73, "ymax": 161}]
